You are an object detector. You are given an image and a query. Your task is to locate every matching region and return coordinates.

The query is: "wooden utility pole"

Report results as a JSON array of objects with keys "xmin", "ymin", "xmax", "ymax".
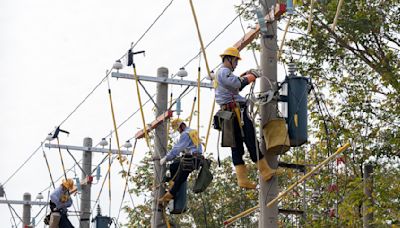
[
  {"xmin": 151, "ymin": 67, "xmax": 169, "ymax": 227},
  {"xmin": 259, "ymin": 0, "xmax": 279, "ymax": 227}
]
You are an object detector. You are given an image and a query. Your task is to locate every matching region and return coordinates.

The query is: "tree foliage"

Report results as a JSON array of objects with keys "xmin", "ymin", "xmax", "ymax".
[{"xmin": 122, "ymin": 0, "xmax": 399, "ymax": 226}]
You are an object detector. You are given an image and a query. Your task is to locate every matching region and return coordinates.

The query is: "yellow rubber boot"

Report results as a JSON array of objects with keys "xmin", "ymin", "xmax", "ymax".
[
  {"xmin": 235, "ymin": 164, "xmax": 257, "ymax": 189},
  {"xmin": 257, "ymin": 158, "xmax": 277, "ymax": 181},
  {"xmin": 158, "ymin": 191, "xmax": 174, "ymax": 203}
]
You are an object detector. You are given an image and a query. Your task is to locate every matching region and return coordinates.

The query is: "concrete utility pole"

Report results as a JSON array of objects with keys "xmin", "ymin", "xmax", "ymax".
[
  {"xmin": 363, "ymin": 164, "xmax": 373, "ymax": 228},
  {"xmin": 151, "ymin": 67, "xmax": 169, "ymax": 228},
  {"xmin": 22, "ymin": 193, "xmax": 31, "ymax": 227},
  {"xmin": 80, "ymin": 137, "xmax": 92, "ymax": 228},
  {"xmin": 259, "ymin": 0, "xmax": 279, "ymax": 227},
  {"xmin": 0, "ymin": 193, "xmax": 47, "ymax": 228}
]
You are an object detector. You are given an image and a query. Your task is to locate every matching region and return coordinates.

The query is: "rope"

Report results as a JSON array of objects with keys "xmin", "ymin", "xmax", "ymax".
[
  {"xmin": 117, "ymin": 139, "xmax": 138, "ymax": 222},
  {"xmin": 107, "ymin": 87, "xmax": 124, "ymax": 166},
  {"xmin": 331, "ymin": 0, "xmax": 345, "ymax": 32},
  {"xmin": 188, "ymin": 0, "xmax": 212, "ymax": 78},
  {"xmin": 188, "ymin": 96, "xmax": 197, "ymax": 127},
  {"xmin": 42, "ymin": 145, "xmax": 55, "ymax": 189},
  {"xmin": 197, "ymin": 66, "xmax": 201, "ymax": 150},
  {"xmin": 132, "ymin": 63, "xmax": 152, "ymax": 150},
  {"xmin": 278, "ymin": 15, "xmax": 292, "ymax": 61},
  {"xmin": 204, "ymin": 98, "xmax": 215, "ymax": 152},
  {"xmin": 90, "ymin": 155, "xmax": 116, "ymax": 216},
  {"xmin": 56, "ymin": 137, "xmax": 68, "ymax": 180}
]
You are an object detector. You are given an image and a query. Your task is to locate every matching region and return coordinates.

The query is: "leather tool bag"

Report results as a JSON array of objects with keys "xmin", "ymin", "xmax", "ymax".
[
  {"xmin": 193, "ymin": 159, "xmax": 213, "ymax": 194},
  {"xmin": 214, "ymin": 110, "xmax": 235, "ymax": 147}
]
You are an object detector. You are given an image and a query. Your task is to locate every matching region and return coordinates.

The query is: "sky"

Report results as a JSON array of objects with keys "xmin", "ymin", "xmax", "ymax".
[{"xmin": 0, "ymin": 0, "xmax": 288, "ymax": 226}]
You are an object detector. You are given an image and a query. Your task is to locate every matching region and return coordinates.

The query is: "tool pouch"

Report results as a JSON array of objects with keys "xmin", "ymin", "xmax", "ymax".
[
  {"xmin": 214, "ymin": 110, "xmax": 235, "ymax": 147},
  {"xmin": 181, "ymin": 154, "xmax": 195, "ymax": 172},
  {"xmin": 193, "ymin": 159, "xmax": 213, "ymax": 194}
]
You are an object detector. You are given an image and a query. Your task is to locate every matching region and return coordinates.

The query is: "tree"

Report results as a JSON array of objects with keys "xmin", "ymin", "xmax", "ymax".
[{"xmin": 237, "ymin": 0, "xmax": 399, "ymax": 226}]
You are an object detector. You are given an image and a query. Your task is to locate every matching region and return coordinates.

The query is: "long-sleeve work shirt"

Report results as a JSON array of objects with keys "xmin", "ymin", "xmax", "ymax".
[
  {"xmin": 165, "ymin": 127, "xmax": 203, "ymax": 161},
  {"xmin": 50, "ymin": 186, "xmax": 72, "ymax": 210},
  {"xmin": 215, "ymin": 66, "xmax": 246, "ymax": 105}
]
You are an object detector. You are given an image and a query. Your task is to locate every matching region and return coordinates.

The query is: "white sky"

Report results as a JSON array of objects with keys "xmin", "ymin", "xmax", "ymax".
[{"xmin": 0, "ymin": 0, "xmax": 287, "ymax": 226}]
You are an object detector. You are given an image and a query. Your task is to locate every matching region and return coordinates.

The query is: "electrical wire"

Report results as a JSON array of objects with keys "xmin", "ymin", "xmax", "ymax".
[{"xmin": 2, "ymin": 0, "xmax": 175, "ymax": 190}]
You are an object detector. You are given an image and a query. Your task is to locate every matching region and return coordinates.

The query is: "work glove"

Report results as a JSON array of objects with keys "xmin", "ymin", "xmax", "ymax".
[{"xmin": 160, "ymin": 156, "xmax": 167, "ymax": 165}]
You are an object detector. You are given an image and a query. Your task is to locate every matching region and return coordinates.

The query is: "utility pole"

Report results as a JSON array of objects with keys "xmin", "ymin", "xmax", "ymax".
[
  {"xmin": 22, "ymin": 193, "xmax": 31, "ymax": 228},
  {"xmin": 151, "ymin": 67, "xmax": 169, "ymax": 228},
  {"xmin": 259, "ymin": 0, "xmax": 279, "ymax": 227},
  {"xmin": 0, "ymin": 193, "xmax": 47, "ymax": 228},
  {"xmin": 80, "ymin": 137, "xmax": 92, "ymax": 228},
  {"xmin": 363, "ymin": 164, "xmax": 373, "ymax": 228},
  {"xmin": 112, "ymin": 68, "xmax": 213, "ymax": 227},
  {"xmin": 45, "ymin": 138, "xmax": 131, "ymax": 227}
]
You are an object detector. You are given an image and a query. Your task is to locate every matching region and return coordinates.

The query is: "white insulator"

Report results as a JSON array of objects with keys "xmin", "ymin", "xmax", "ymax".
[
  {"xmin": 99, "ymin": 138, "xmax": 108, "ymax": 147},
  {"xmin": 123, "ymin": 140, "xmax": 132, "ymax": 149},
  {"xmin": 46, "ymin": 133, "xmax": 54, "ymax": 141},
  {"xmin": 36, "ymin": 192, "xmax": 44, "ymax": 201},
  {"xmin": 113, "ymin": 60, "xmax": 123, "ymax": 70},
  {"xmin": 177, "ymin": 67, "xmax": 188, "ymax": 77}
]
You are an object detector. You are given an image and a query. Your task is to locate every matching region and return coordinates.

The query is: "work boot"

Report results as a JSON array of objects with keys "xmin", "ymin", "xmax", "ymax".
[
  {"xmin": 158, "ymin": 191, "xmax": 174, "ymax": 203},
  {"xmin": 235, "ymin": 164, "xmax": 257, "ymax": 189},
  {"xmin": 257, "ymin": 158, "xmax": 277, "ymax": 181}
]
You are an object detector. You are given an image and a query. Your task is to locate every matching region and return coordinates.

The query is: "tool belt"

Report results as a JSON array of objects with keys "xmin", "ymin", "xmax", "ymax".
[
  {"xmin": 214, "ymin": 102, "xmax": 246, "ymax": 147},
  {"xmin": 180, "ymin": 152, "xmax": 203, "ymax": 172}
]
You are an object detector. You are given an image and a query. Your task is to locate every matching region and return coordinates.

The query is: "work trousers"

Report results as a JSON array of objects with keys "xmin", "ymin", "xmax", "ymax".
[
  {"xmin": 231, "ymin": 105, "xmax": 264, "ymax": 165},
  {"xmin": 169, "ymin": 157, "xmax": 201, "ymax": 197}
]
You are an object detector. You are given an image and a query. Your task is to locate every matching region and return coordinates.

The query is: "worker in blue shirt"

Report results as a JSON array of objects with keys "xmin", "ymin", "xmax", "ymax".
[
  {"xmin": 214, "ymin": 47, "xmax": 277, "ymax": 189},
  {"xmin": 48, "ymin": 179, "xmax": 75, "ymax": 228},
  {"xmin": 158, "ymin": 118, "xmax": 203, "ymax": 202}
]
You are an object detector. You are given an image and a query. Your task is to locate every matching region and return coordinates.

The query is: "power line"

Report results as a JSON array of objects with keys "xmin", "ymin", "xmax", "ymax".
[{"xmin": 1, "ymin": 0, "xmax": 175, "ymax": 189}]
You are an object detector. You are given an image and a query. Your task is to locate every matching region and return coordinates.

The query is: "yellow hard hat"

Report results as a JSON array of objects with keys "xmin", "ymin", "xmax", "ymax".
[
  {"xmin": 62, "ymin": 179, "xmax": 74, "ymax": 190},
  {"xmin": 171, "ymin": 118, "xmax": 184, "ymax": 131},
  {"xmin": 220, "ymin": 47, "xmax": 241, "ymax": 60}
]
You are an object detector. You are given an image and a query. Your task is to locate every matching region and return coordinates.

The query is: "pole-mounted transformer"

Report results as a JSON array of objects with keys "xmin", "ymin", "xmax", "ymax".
[{"xmin": 279, "ymin": 63, "xmax": 311, "ymax": 147}]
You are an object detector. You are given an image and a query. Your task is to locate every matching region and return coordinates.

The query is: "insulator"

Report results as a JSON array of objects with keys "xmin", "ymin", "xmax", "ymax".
[
  {"xmin": 99, "ymin": 138, "xmax": 108, "ymax": 147},
  {"xmin": 255, "ymin": 8, "xmax": 268, "ymax": 36},
  {"xmin": 46, "ymin": 133, "xmax": 54, "ymax": 141},
  {"xmin": 113, "ymin": 60, "xmax": 123, "ymax": 70},
  {"xmin": 177, "ymin": 67, "xmax": 188, "ymax": 77},
  {"xmin": 75, "ymin": 178, "xmax": 82, "ymax": 192},
  {"xmin": 96, "ymin": 166, "xmax": 101, "ymax": 181},
  {"xmin": 123, "ymin": 140, "xmax": 132, "ymax": 149},
  {"xmin": 286, "ymin": 0, "xmax": 294, "ymax": 15},
  {"xmin": 176, "ymin": 97, "xmax": 182, "ymax": 116},
  {"xmin": 36, "ymin": 192, "xmax": 44, "ymax": 200}
]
